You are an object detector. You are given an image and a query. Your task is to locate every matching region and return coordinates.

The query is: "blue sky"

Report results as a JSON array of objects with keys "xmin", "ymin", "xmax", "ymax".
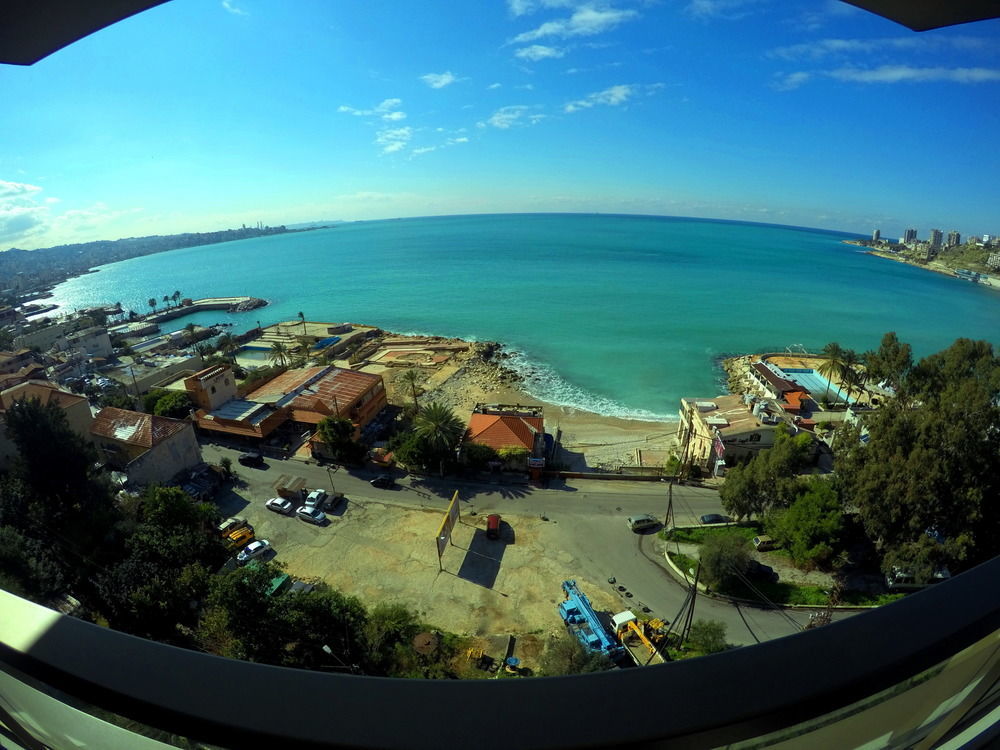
[{"xmin": 2, "ymin": 0, "xmax": 999, "ymax": 249}]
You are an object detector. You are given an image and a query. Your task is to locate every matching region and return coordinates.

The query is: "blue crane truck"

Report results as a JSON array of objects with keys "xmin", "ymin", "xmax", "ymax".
[{"xmin": 558, "ymin": 580, "xmax": 625, "ymax": 661}]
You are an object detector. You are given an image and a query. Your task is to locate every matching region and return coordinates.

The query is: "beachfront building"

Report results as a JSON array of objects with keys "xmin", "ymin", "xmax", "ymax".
[
  {"xmin": 746, "ymin": 361, "xmax": 812, "ymax": 414},
  {"xmin": 190, "ymin": 364, "xmax": 387, "ymax": 443},
  {"xmin": 90, "ymin": 407, "xmax": 202, "ymax": 486},
  {"xmin": 677, "ymin": 395, "xmax": 792, "ymax": 471},
  {"xmin": 0, "ymin": 381, "xmax": 93, "ymax": 469},
  {"xmin": 463, "ymin": 404, "xmax": 546, "ymax": 471}
]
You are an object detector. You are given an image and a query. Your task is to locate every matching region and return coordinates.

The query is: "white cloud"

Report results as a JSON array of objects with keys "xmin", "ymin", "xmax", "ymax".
[
  {"xmin": 771, "ymin": 71, "xmax": 811, "ymax": 91},
  {"xmin": 420, "ymin": 71, "xmax": 458, "ymax": 88},
  {"xmin": 516, "ymin": 83, "xmax": 536, "ymax": 90},
  {"xmin": 339, "ymin": 98, "xmax": 407, "ymax": 121},
  {"xmin": 221, "ymin": 0, "xmax": 247, "ymax": 16},
  {"xmin": 827, "ymin": 65, "xmax": 1000, "ymax": 84},
  {"xmin": 685, "ymin": 0, "xmax": 760, "ymax": 20},
  {"xmin": 512, "ymin": 5, "xmax": 638, "ymax": 42},
  {"xmin": 507, "ymin": 0, "xmax": 576, "ymax": 16},
  {"xmin": 488, "ymin": 82, "xmax": 503, "ymax": 89},
  {"xmin": 449, "ymin": 136, "xmax": 470, "ymax": 144},
  {"xmin": 563, "ymin": 83, "xmax": 636, "ymax": 113},
  {"xmin": 515, "ymin": 44, "xmax": 565, "ymax": 61},
  {"xmin": 411, "ymin": 146, "xmax": 437, "ymax": 155},
  {"xmin": 375, "ymin": 127, "xmax": 413, "ymax": 154},
  {"xmin": 772, "ymin": 65, "xmax": 1000, "ymax": 89},
  {"xmin": 479, "ymin": 105, "xmax": 535, "ymax": 129},
  {"xmin": 0, "ymin": 180, "xmax": 42, "ymax": 199},
  {"xmin": 769, "ymin": 36, "xmax": 993, "ymax": 62},
  {"xmin": 0, "ymin": 180, "xmax": 48, "ymax": 246}
]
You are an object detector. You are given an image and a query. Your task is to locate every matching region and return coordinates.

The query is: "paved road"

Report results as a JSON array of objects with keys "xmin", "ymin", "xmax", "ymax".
[{"xmin": 202, "ymin": 442, "xmax": 860, "ymax": 646}]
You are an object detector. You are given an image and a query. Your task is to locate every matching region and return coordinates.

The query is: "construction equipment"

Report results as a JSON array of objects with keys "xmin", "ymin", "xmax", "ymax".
[
  {"xmin": 558, "ymin": 580, "xmax": 624, "ymax": 661},
  {"xmin": 611, "ymin": 611, "xmax": 669, "ymax": 666}
]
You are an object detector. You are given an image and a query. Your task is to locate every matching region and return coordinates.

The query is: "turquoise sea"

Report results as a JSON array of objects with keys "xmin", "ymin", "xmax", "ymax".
[{"xmin": 48, "ymin": 214, "xmax": 1000, "ymax": 420}]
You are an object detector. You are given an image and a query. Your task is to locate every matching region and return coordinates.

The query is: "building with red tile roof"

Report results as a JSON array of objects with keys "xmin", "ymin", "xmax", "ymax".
[
  {"xmin": 91, "ymin": 407, "xmax": 202, "ymax": 485},
  {"xmin": 192, "ymin": 364, "xmax": 386, "ymax": 443},
  {"xmin": 464, "ymin": 404, "xmax": 546, "ymax": 469}
]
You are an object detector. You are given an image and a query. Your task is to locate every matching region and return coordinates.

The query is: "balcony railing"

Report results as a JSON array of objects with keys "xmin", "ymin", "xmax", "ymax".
[{"xmin": 1, "ymin": 556, "xmax": 999, "ymax": 749}]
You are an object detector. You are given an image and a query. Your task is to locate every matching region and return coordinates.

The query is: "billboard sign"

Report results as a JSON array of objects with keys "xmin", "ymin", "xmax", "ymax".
[{"xmin": 435, "ymin": 491, "xmax": 461, "ymax": 559}]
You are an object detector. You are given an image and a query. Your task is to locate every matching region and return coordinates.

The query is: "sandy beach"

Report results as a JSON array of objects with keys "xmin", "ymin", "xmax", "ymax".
[{"xmin": 355, "ymin": 334, "xmax": 680, "ymax": 472}]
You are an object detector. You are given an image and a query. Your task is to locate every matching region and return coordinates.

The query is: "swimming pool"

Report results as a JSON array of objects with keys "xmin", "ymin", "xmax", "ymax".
[
  {"xmin": 236, "ymin": 345, "xmax": 271, "ymax": 362},
  {"xmin": 779, "ymin": 368, "xmax": 854, "ymax": 404}
]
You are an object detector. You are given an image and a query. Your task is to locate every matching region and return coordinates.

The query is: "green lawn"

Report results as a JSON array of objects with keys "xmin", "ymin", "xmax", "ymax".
[
  {"xmin": 661, "ymin": 523, "xmax": 762, "ymax": 545},
  {"xmin": 720, "ymin": 579, "xmax": 831, "ymax": 606},
  {"xmin": 666, "ymin": 551, "xmax": 699, "ymax": 577}
]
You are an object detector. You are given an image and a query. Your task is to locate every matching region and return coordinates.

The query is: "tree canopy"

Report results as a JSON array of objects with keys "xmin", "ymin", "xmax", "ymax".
[
  {"xmin": 836, "ymin": 338, "xmax": 1000, "ymax": 574},
  {"xmin": 719, "ymin": 425, "xmax": 814, "ymax": 520}
]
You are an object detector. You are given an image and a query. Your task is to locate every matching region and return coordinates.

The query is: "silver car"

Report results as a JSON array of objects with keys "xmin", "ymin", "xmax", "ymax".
[{"xmin": 296, "ymin": 506, "xmax": 326, "ymax": 525}]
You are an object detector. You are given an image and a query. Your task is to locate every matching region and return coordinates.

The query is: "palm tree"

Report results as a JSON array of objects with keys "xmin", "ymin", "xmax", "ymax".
[
  {"xmin": 399, "ymin": 369, "xmax": 421, "ymax": 410},
  {"xmin": 839, "ymin": 349, "xmax": 862, "ymax": 404},
  {"xmin": 184, "ymin": 322, "xmax": 197, "ymax": 346},
  {"xmin": 298, "ymin": 311, "xmax": 307, "ymax": 336},
  {"xmin": 414, "ymin": 402, "xmax": 464, "ymax": 454},
  {"xmin": 414, "ymin": 402, "xmax": 465, "ymax": 477},
  {"xmin": 816, "ymin": 342, "xmax": 845, "ymax": 406},
  {"xmin": 147, "ymin": 298, "xmax": 157, "ymax": 315},
  {"xmin": 162, "ymin": 294, "xmax": 171, "ymax": 309},
  {"xmin": 216, "ymin": 333, "xmax": 238, "ymax": 363},
  {"xmin": 172, "ymin": 290, "xmax": 181, "ymax": 306},
  {"xmin": 268, "ymin": 341, "xmax": 290, "ymax": 368}
]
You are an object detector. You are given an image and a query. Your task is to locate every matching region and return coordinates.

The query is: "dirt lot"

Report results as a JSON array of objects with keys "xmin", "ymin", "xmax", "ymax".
[{"xmin": 223, "ymin": 489, "xmax": 621, "ymax": 640}]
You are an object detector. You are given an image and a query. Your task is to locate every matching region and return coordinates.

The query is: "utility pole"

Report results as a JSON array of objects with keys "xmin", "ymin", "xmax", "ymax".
[
  {"xmin": 680, "ymin": 563, "xmax": 701, "ymax": 646},
  {"xmin": 663, "ymin": 480, "xmax": 675, "ymax": 530}
]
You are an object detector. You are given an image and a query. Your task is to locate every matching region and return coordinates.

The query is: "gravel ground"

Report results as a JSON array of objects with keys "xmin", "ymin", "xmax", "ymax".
[{"xmin": 226, "ymin": 487, "xmax": 621, "ymax": 638}]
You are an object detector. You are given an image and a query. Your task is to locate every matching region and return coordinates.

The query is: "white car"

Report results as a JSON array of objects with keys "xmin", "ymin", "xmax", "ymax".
[
  {"xmin": 304, "ymin": 489, "xmax": 328, "ymax": 509},
  {"xmin": 236, "ymin": 539, "xmax": 271, "ymax": 564},
  {"xmin": 296, "ymin": 506, "xmax": 327, "ymax": 525},
  {"xmin": 265, "ymin": 497, "xmax": 293, "ymax": 514}
]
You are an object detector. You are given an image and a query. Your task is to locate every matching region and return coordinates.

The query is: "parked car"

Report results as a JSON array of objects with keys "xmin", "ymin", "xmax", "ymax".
[
  {"xmin": 304, "ymin": 489, "xmax": 328, "ymax": 509},
  {"xmin": 626, "ymin": 514, "xmax": 660, "ymax": 532},
  {"xmin": 237, "ymin": 539, "xmax": 271, "ymax": 564},
  {"xmin": 265, "ymin": 497, "xmax": 293, "ymax": 514},
  {"xmin": 700, "ymin": 513, "xmax": 731, "ymax": 525},
  {"xmin": 225, "ymin": 526, "xmax": 255, "ymax": 549},
  {"xmin": 238, "ymin": 451, "xmax": 264, "ymax": 467},
  {"xmin": 486, "ymin": 513, "xmax": 502, "ymax": 540},
  {"xmin": 746, "ymin": 560, "xmax": 779, "ymax": 583},
  {"xmin": 217, "ymin": 516, "xmax": 247, "ymax": 537},
  {"xmin": 370, "ymin": 474, "xmax": 395, "ymax": 489},
  {"xmin": 296, "ymin": 506, "xmax": 327, "ymax": 525},
  {"xmin": 752, "ymin": 535, "xmax": 777, "ymax": 551}
]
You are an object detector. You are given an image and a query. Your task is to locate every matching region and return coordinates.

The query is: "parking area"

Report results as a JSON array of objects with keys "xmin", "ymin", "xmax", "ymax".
[{"xmin": 216, "ymin": 486, "xmax": 621, "ymax": 637}]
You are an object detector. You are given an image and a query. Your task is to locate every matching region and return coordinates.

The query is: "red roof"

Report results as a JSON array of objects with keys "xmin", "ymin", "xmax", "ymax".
[
  {"xmin": 0, "ymin": 380, "xmax": 87, "ymax": 411},
  {"xmin": 466, "ymin": 412, "xmax": 543, "ymax": 452},
  {"xmin": 91, "ymin": 407, "xmax": 188, "ymax": 448},
  {"xmin": 246, "ymin": 366, "xmax": 382, "ymax": 417},
  {"xmin": 752, "ymin": 362, "xmax": 806, "ymax": 395}
]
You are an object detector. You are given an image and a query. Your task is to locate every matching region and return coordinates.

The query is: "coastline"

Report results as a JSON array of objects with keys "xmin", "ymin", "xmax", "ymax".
[
  {"xmin": 354, "ymin": 333, "xmax": 679, "ymax": 472},
  {"xmin": 842, "ymin": 241, "xmax": 999, "ymax": 292}
]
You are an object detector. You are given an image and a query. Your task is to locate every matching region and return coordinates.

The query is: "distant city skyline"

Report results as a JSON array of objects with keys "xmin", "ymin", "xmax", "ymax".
[{"xmin": 2, "ymin": 0, "xmax": 999, "ymax": 250}]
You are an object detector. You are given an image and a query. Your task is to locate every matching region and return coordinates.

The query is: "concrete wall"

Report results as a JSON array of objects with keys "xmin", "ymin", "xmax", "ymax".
[{"xmin": 125, "ymin": 424, "xmax": 202, "ymax": 486}]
